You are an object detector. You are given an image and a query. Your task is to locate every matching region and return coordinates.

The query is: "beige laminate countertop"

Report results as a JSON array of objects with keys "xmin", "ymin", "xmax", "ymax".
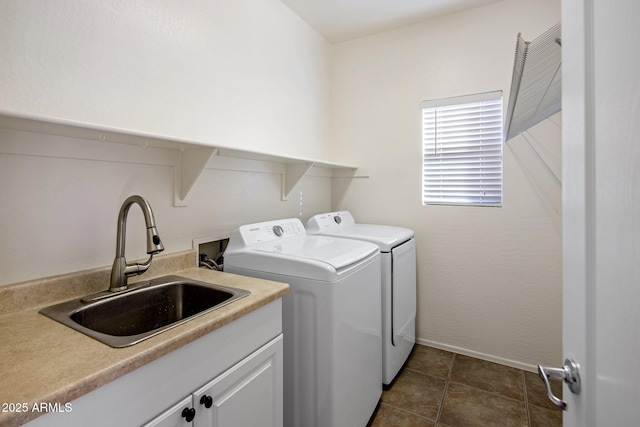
[{"xmin": 0, "ymin": 251, "xmax": 289, "ymax": 427}]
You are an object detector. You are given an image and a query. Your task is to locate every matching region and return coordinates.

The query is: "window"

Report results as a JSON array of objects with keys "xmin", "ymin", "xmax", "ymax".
[{"xmin": 422, "ymin": 91, "xmax": 503, "ymax": 206}]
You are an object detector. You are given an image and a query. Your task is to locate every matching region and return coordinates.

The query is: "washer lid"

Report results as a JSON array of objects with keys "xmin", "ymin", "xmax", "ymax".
[
  {"xmin": 252, "ymin": 234, "xmax": 377, "ymax": 269},
  {"xmin": 224, "ymin": 218, "xmax": 380, "ymax": 281},
  {"xmin": 306, "ymin": 212, "xmax": 414, "ymax": 252}
]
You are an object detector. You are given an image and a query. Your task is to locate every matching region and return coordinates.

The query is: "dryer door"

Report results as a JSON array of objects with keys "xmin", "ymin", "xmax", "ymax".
[{"xmin": 391, "ymin": 238, "xmax": 417, "ymax": 352}]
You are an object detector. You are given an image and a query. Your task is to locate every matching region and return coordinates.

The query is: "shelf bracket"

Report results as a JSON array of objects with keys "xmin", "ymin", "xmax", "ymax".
[
  {"xmin": 174, "ymin": 147, "xmax": 218, "ymax": 206},
  {"xmin": 281, "ymin": 162, "xmax": 315, "ymax": 201}
]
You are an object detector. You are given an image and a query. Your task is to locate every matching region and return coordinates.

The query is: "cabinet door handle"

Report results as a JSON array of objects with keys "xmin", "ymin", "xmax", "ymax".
[
  {"xmin": 200, "ymin": 395, "xmax": 213, "ymax": 409},
  {"xmin": 181, "ymin": 407, "xmax": 196, "ymax": 422}
]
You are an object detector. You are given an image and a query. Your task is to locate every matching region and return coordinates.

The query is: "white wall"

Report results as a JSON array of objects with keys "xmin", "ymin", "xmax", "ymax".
[
  {"xmin": 0, "ymin": 0, "xmax": 330, "ymax": 160},
  {"xmin": 0, "ymin": 0, "xmax": 333, "ymax": 286},
  {"xmin": 0, "ymin": 129, "xmax": 332, "ymax": 286},
  {"xmin": 1, "ymin": 0, "xmax": 563, "ymax": 370},
  {"xmin": 330, "ymin": 0, "xmax": 562, "ymax": 369}
]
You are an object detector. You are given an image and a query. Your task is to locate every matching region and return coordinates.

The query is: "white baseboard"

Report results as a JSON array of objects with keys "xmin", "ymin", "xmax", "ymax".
[{"xmin": 415, "ymin": 338, "xmax": 538, "ymax": 373}]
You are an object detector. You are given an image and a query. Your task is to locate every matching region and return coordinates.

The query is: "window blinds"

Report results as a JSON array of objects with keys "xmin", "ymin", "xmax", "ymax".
[{"xmin": 422, "ymin": 91, "xmax": 503, "ymax": 206}]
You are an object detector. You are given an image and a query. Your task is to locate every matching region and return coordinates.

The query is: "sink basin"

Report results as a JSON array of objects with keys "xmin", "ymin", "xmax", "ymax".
[{"xmin": 40, "ymin": 275, "xmax": 250, "ymax": 347}]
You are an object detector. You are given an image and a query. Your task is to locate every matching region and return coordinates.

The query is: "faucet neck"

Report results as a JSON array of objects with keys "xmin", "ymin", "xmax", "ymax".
[
  {"xmin": 109, "ymin": 196, "xmax": 164, "ymax": 292},
  {"xmin": 114, "ymin": 195, "xmax": 159, "ymax": 258}
]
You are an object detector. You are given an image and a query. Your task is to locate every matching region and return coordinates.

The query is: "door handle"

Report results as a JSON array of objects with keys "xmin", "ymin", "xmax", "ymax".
[{"xmin": 537, "ymin": 358, "xmax": 581, "ymax": 410}]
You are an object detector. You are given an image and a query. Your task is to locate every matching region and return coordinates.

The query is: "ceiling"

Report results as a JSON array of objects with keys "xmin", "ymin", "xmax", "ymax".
[{"xmin": 281, "ymin": 0, "xmax": 506, "ymax": 43}]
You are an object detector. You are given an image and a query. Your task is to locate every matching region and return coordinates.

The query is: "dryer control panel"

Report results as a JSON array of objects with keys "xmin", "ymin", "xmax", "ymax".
[
  {"xmin": 305, "ymin": 211, "xmax": 356, "ymax": 233},
  {"xmin": 230, "ymin": 218, "xmax": 306, "ymax": 247}
]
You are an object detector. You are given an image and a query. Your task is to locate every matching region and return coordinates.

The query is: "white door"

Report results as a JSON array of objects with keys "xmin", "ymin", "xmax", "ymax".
[{"xmin": 561, "ymin": 0, "xmax": 640, "ymax": 425}]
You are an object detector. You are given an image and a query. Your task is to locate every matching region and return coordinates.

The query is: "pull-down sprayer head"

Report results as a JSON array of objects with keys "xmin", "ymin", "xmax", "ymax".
[{"xmin": 146, "ymin": 226, "xmax": 164, "ymax": 255}]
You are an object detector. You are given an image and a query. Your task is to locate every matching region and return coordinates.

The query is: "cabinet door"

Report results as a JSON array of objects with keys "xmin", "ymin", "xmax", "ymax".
[
  {"xmin": 193, "ymin": 335, "xmax": 283, "ymax": 427},
  {"xmin": 141, "ymin": 396, "xmax": 194, "ymax": 427}
]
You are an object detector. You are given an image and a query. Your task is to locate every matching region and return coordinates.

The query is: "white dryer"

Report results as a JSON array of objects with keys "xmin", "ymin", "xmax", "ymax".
[
  {"xmin": 224, "ymin": 218, "xmax": 382, "ymax": 427},
  {"xmin": 306, "ymin": 211, "xmax": 416, "ymax": 387}
]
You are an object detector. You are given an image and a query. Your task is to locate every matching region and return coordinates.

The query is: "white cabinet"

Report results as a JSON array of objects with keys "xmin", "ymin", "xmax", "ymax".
[
  {"xmin": 144, "ymin": 335, "xmax": 283, "ymax": 427},
  {"xmin": 25, "ymin": 300, "xmax": 283, "ymax": 427}
]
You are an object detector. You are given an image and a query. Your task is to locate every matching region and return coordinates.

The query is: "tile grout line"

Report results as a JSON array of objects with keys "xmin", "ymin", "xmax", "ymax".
[
  {"xmin": 434, "ymin": 353, "xmax": 456, "ymax": 423},
  {"xmin": 377, "ymin": 402, "xmax": 437, "ymax": 424},
  {"xmin": 522, "ymin": 370, "xmax": 532, "ymax": 427},
  {"xmin": 377, "ymin": 362, "xmax": 446, "ymax": 424},
  {"xmin": 444, "ymin": 380, "xmax": 529, "ymax": 405},
  {"xmin": 386, "ymin": 368, "xmax": 451, "ymax": 423}
]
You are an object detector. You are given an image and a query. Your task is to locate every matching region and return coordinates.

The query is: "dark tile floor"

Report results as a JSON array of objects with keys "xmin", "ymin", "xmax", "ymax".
[{"xmin": 369, "ymin": 345, "xmax": 563, "ymax": 427}]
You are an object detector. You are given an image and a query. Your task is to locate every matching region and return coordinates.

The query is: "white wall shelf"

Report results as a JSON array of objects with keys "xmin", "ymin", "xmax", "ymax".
[
  {"xmin": 0, "ymin": 110, "xmax": 367, "ymax": 205},
  {"xmin": 504, "ymin": 23, "xmax": 562, "ymax": 141}
]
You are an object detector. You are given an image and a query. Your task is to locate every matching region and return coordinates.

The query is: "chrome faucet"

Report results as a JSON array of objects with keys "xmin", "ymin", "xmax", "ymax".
[{"xmin": 109, "ymin": 195, "xmax": 164, "ymax": 292}]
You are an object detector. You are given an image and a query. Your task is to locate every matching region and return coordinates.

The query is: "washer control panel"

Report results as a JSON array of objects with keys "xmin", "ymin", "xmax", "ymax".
[{"xmin": 235, "ymin": 218, "xmax": 306, "ymax": 246}]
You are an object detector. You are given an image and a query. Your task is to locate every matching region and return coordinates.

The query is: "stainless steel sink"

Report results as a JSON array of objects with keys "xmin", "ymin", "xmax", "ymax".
[{"xmin": 40, "ymin": 275, "xmax": 250, "ymax": 347}]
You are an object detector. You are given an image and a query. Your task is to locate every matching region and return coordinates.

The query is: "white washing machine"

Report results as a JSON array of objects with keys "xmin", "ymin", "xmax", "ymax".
[
  {"xmin": 223, "ymin": 218, "xmax": 382, "ymax": 427},
  {"xmin": 305, "ymin": 211, "xmax": 416, "ymax": 387}
]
